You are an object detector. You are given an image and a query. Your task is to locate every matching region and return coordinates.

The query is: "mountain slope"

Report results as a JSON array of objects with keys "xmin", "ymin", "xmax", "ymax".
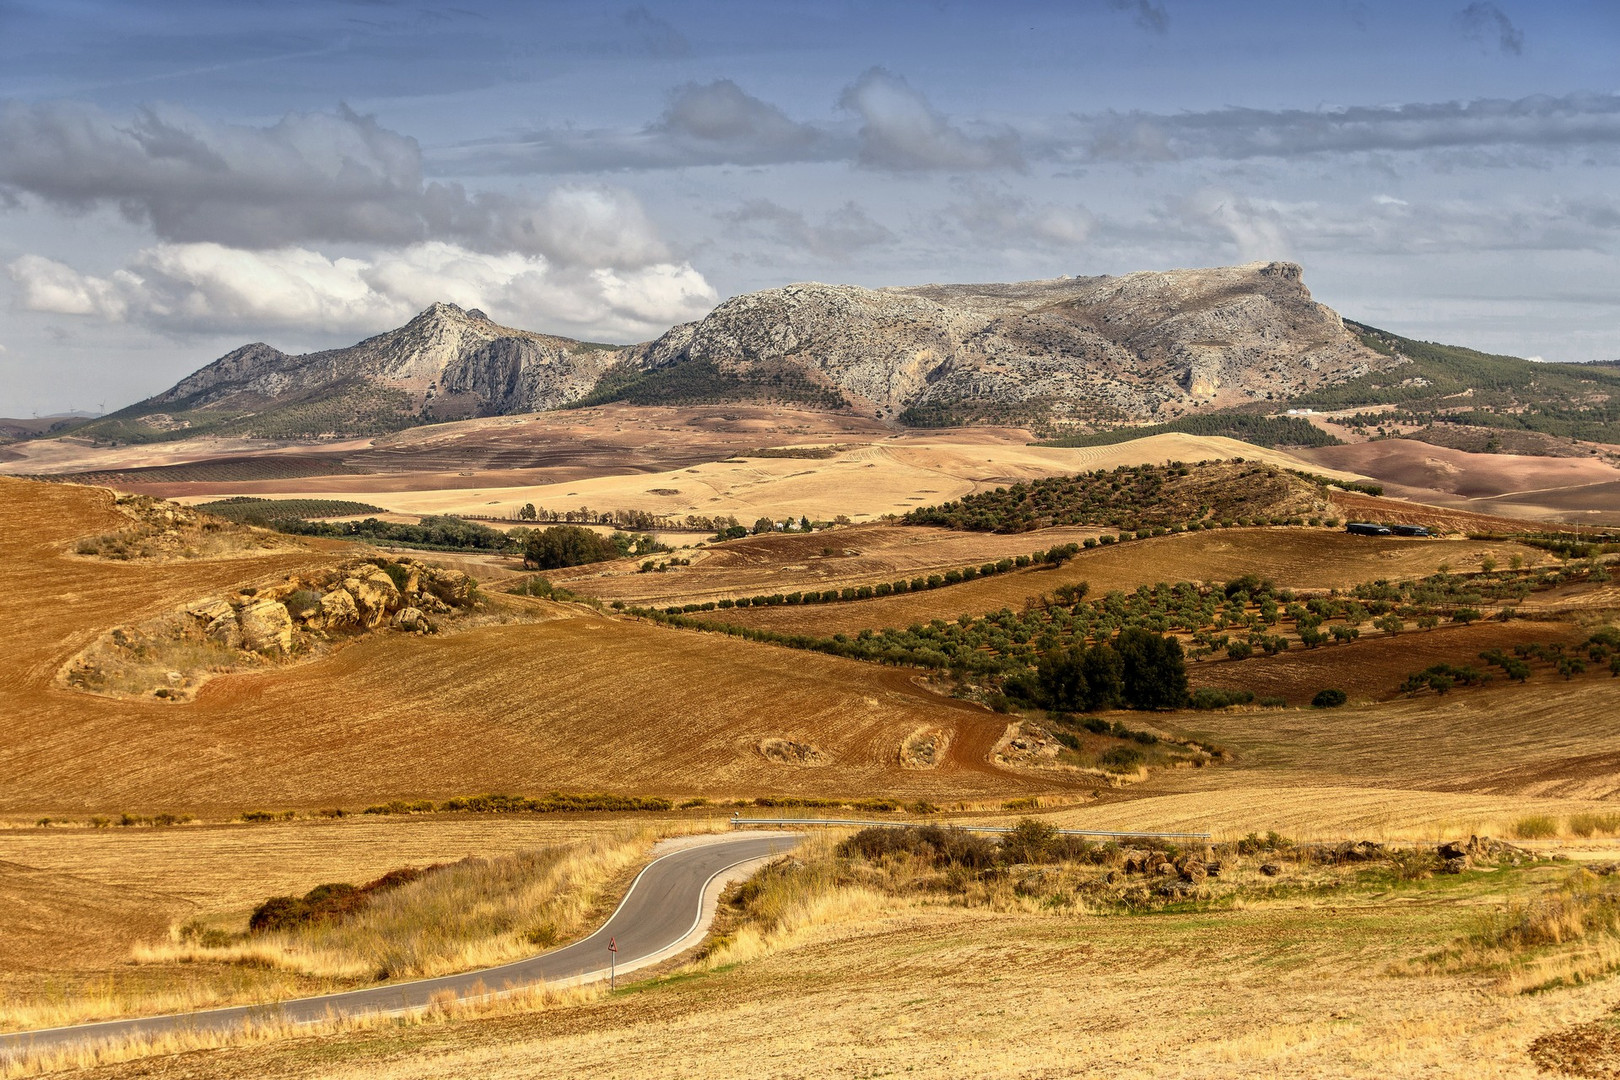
[
  {"xmin": 76, "ymin": 304, "xmax": 621, "ymax": 442},
  {"xmin": 607, "ymin": 262, "xmax": 1395, "ymax": 424},
  {"xmin": 66, "ymin": 263, "xmax": 1405, "ymax": 444}
]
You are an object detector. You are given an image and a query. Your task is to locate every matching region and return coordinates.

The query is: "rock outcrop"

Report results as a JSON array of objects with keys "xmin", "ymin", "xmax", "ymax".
[
  {"xmin": 623, "ymin": 262, "xmax": 1396, "ymax": 421},
  {"xmin": 61, "ymin": 557, "xmax": 485, "ymax": 702},
  {"xmin": 86, "ymin": 262, "xmax": 1399, "ymax": 439},
  {"xmin": 115, "ymin": 303, "xmax": 618, "ymax": 436}
]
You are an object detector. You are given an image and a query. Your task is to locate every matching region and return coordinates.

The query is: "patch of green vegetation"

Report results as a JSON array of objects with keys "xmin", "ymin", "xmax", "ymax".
[
  {"xmin": 195, "ymin": 497, "xmax": 387, "ymax": 522},
  {"xmin": 1292, "ymin": 323, "xmax": 1620, "ymax": 446},
  {"xmin": 898, "ymin": 397, "xmax": 1097, "ymax": 429},
  {"xmin": 275, "ymin": 514, "xmax": 515, "ymax": 553},
  {"xmin": 571, "ymin": 357, "xmax": 847, "ymax": 410},
  {"xmin": 636, "ymin": 562, "xmax": 1599, "ymax": 708},
  {"xmin": 74, "ymin": 382, "xmax": 419, "ymax": 444},
  {"xmin": 903, "ymin": 460, "xmax": 1323, "ymax": 533},
  {"xmin": 1034, "ymin": 413, "xmax": 1341, "ymax": 450}
]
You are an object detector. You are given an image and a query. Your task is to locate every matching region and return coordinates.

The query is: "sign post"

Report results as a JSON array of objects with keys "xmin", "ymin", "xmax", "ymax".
[{"xmin": 608, "ymin": 936, "xmax": 618, "ymax": 990}]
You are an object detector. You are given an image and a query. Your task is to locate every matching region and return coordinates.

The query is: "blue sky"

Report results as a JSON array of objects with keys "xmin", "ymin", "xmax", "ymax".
[{"xmin": 2, "ymin": 0, "xmax": 1618, "ymax": 414}]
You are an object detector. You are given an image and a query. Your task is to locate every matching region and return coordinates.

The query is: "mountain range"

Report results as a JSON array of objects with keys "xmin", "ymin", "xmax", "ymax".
[{"xmin": 69, "ymin": 262, "xmax": 1405, "ymax": 443}]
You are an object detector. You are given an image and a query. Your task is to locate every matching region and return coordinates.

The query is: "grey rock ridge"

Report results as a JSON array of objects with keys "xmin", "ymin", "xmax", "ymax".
[
  {"xmin": 115, "ymin": 262, "xmax": 1398, "ymax": 437},
  {"xmin": 627, "ymin": 261, "xmax": 1395, "ymax": 421},
  {"xmin": 139, "ymin": 302, "xmax": 619, "ymax": 429}
]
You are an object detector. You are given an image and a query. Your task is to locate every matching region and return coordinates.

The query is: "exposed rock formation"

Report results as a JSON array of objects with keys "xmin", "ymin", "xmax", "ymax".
[
  {"xmin": 627, "ymin": 262, "xmax": 1395, "ymax": 421},
  {"xmin": 86, "ymin": 262, "xmax": 1398, "ymax": 438},
  {"xmin": 61, "ymin": 557, "xmax": 485, "ymax": 702},
  {"xmin": 114, "ymin": 303, "xmax": 618, "ymax": 436}
]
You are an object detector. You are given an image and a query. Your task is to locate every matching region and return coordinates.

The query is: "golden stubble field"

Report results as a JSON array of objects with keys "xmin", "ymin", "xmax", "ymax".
[
  {"xmin": 45, "ymin": 855, "xmax": 1620, "ymax": 1080},
  {"xmin": 0, "ymin": 478, "xmax": 1066, "ymax": 816},
  {"xmin": 135, "ymin": 427, "xmax": 1369, "ymax": 524}
]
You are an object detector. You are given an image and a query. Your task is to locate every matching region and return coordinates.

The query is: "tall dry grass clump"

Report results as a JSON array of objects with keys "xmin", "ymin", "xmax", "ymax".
[
  {"xmin": 1431, "ymin": 869, "xmax": 1620, "ymax": 993},
  {"xmin": 0, "ymin": 981, "xmax": 604, "ymax": 1079},
  {"xmin": 136, "ymin": 829, "xmax": 656, "ymax": 980},
  {"xmin": 701, "ymin": 832, "xmax": 890, "ymax": 969}
]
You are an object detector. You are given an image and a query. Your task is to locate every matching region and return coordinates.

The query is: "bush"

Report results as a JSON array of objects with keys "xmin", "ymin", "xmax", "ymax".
[
  {"xmin": 1310, "ymin": 688, "xmax": 1348, "ymax": 708},
  {"xmin": 1189, "ymin": 687, "xmax": 1255, "ymax": 709},
  {"xmin": 999, "ymin": 818, "xmax": 1058, "ymax": 864},
  {"xmin": 1512, "ymin": 814, "xmax": 1558, "ymax": 840},
  {"xmin": 836, "ymin": 825, "xmax": 996, "ymax": 869},
  {"xmin": 1099, "ymin": 746, "xmax": 1146, "ymax": 773}
]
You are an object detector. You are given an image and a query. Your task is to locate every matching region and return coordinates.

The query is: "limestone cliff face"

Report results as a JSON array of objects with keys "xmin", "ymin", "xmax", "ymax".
[
  {"xmin": 141, "ymin": 303, "xmax": 616, "ymax": 424},
  {"xmin": 626, "ymin": 262, "xmax": 1392, "ymax": 420}
]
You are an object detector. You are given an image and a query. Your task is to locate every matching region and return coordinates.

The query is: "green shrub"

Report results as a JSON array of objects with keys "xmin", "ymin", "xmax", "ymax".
[
  {"xmin": 1310, "ymin": 688, "xmax": 1348, "ymax": 708},
  {"xmin": 1512, "ymin": 814, "xmax": 1558, "ymax": 840}
]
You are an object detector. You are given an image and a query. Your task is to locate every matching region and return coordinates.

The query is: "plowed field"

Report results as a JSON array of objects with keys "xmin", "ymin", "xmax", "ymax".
[
  {"xmin": 550, "ymin": 523, "xmax": 1105, "ymax": 606},
  {"xmin": 690, "ymin": 528, "xmax": 1540, "ymax": 636},
  {"xmin": 0, "ymin": 478, "xmax": 1067, "ymax": 816}
]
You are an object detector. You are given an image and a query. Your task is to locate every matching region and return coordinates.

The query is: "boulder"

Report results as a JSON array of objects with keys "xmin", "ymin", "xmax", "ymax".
[
  {"xmin": 205, "ymin": 612, "xmax": 243, "ymax": 649},
  {"xmin": 185, "ymin": 597, "xmax": 234, "ymax": 623},
  {"xmin": 1178, "ymin": 857, "xmax": 1208, "ymax": 884},
  {"xmin": 425, "ymin": 569, "xmax": 476, "ymax": 607},
  {"xmin": 1440, "ymin": 857, "xmax": 1470, "ymax": 875},
  {"xmin": 1259, "ymin": 862, "xmax": 1282, "ymax": 877},
  {"xmin": 366, "ymin": 571, "xmax": 403, "ymax": 611},
  {"xmin": 1337, "ymin": 840, "xmax": 1385, "ymax": 863},
  {"xmin": 314, "ymin": 588, "xmax": 361, "ymax": 630},
  {"xmin": 238, "ymin": 598, "xmax": 294, "ymax": 655},
  {"xmin": 344, "ymin": 576, "xmax": 393, "ymax": 627},
  {"xmin": 394, "ymin": 607, "xmax": 432, "ymax": 633}
]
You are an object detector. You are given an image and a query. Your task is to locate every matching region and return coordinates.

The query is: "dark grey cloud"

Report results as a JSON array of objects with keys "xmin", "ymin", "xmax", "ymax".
[
  {"xmin": 0, "ymin": 101, "xmax": 672, "ymax": 267},
  {"xmin": 457, "ymin": 72, "xmax": 1023, "ymax": 175},
  {"xmin": 721, "ymin": 199, "xmax": 893, "ymax": 259},
  {"xmin": 838, "ymin": 68, "xmax": 1023, "ymax": 172},
  {"xmin": 1457, "ymin": 2, "xmax": 1524, "ymax": 55},
  {"xmin": 1108, "ymin": 0, "xmax": 1169, "ymax": 34},
  {"xmin": 653, "ymin": 79, "xmax": 832, "ymax": 160},
  {"xmin": 452, "ymin": 79, "xmax": 845, "ymax": 174},
  {"xmin": 1079, "ymin": 92, "xmax": 1620, "ymax": 164}
]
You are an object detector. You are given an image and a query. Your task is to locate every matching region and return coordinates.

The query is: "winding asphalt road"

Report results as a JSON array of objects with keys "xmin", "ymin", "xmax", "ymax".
[{"xmin": 0, "ymin": 831, "xmax": 800, "ymax": 1061}]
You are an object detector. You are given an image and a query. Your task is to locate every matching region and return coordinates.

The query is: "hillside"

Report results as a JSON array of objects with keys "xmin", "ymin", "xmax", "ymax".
[
  {"xmin": 47, "ymin": 262, "xmax": 1403, "ymax": 445},
  {"xmin": 1292, "ymin": 321, "xmax": 1620, "ymax": 446},
  {"xmin": 616, "ymin": 261, "xmax": 1393, "ymax": 424},
  {"xmin": 69, "ymin": 304, "xmax": 621, "ymax": 443}
]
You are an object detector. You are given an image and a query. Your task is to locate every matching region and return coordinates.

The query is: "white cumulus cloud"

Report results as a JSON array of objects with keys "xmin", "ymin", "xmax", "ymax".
[{"xmin": 8, "ymin": 242, "xmax": 716, "ymax": 342}]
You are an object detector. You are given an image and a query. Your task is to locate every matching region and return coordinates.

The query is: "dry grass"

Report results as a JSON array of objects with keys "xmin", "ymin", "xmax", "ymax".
[
  {"xmin": 0, "ymin": 814, "xmax": 725, "ymax": 1034},
  {"xmin": 44, "ymin": 838, "xmax": 1620, "ymax": 1080},
  {"xmin": 1425, "ymin": 869, "xmax": 1620, "ymax": 995},
  {"xmin": 133, "ymin": 830, "xmax": 655, "ymax": 981},
  {"xmin": 0, "ymin": 825, "xmax": 663, "ymax": 1032},
  {"xmin": 0, "ymin": 980, "xmax": 605, "ymax": 1079}
]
